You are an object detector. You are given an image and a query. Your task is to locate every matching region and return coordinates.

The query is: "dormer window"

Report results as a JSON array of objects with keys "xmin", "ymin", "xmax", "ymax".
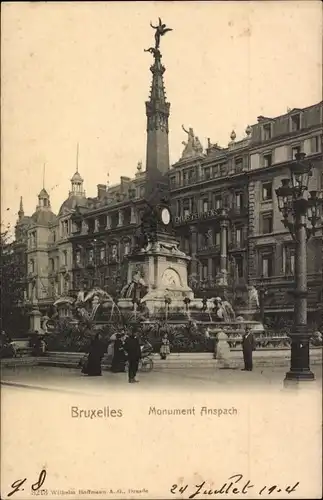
[
  {"xmin": 263, "ymin": 123, "xmax": 272, "ymax": 141},
  {"xmin": 291, "ymin": 113, "xmax": 301, "ymax": 132}
]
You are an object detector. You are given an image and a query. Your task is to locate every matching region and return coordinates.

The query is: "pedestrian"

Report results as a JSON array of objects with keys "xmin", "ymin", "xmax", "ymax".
[
  {"xmin": 242, "ymin": 327, "xmax": 256, "ymax": 371},
  {"xmin": 160, "ymin": 333, "xmax": 170, "ymax": 360},
  {"xmin": 111, "ymin": 333, "xmax": 127, "ymax": 373},
  {"xmin": 86, "ymin": 332, "xmax": 105, "ymax": 376},
  {"xmin": 215, "ymin": 329, "xmax": 231, "ymax": 369},
  {"xmin": 124, "ymin": 328, "xmax": 142, "ymax": 383}
]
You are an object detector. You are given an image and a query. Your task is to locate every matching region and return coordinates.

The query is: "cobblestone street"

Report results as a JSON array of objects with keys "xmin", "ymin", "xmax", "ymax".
[{"xmin": 1, "ymin": 362, "xmax": 322, "ymax": 395}]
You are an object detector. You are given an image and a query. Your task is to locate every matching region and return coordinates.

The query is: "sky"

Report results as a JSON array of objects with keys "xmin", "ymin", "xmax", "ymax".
[{"xmin": 1, "ymin": 1, "xmax": 322, "ymax": 234}]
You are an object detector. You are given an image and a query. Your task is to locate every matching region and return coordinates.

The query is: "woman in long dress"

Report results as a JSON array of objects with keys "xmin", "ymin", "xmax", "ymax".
[
  {"xmin": 86, "ymin": 333, "xmax": 105, "ymax": 376},
  {"xmin": 215, "ymin": 329, "xmax": 231, "ymax": 369}
]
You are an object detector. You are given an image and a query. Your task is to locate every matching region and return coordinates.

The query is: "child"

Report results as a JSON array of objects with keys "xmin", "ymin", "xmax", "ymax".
[{"xmin": 160, "ymin": 333, "xmax": 170, "ymax": 360}]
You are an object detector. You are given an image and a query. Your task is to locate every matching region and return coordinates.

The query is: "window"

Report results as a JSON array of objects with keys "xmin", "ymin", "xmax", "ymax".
[
  {"xmin": 204, "ymin": 167, "xmax": 211, "ymax": 180},
  {"xmin": 263, "ymin": 153, "xmax": 272, "ymax": 167},
  {"xmin": 310, "ymin": 136, "xmax": 320, "ymax": 153},
  {"xmin": 76, "ymin": 251, "xmax": 81, "ymax": 265},
  {"xmin": 183, "ymin": 199, "xmax": 190, "ymax": 218},
  {"xmin": 202, "ymin": 198, "xmax": 208, "ymax": 212},
  {"xmin": 235, "ymin": 158, "xmax": 243, "ymax": 172},
  {"xmin": 88, "ymin": 249, "xmax": 94, "ymax": 263},
  {"xmin": 292, "ymin": 145, "xmax": 301, "ymax": 159},
  {"xmin": 235, "ymin": 256, "xmax": 244, "ymax": 278},
  {"xmin": 212, "ymin": 165, "xmax": 220, "ymax": 177},
  {"xmin": 261, "ymin": 213, "xmax": 273, "ymax": 234},
  {"xmin": 124, "ymin": 242, "xmax": 130, "ymax": 255},
  {"xmin": 235, "ymin": 193, "xmax": 243, "ymax": 209},
  {"xmin": 170, "ymin": 176, "xmax": 176, "ymax": 187},
  {"xmin": 214, "ymin": 196, "xmax": 222, "ymax": 209},
  {"xmin": 100, "ymin": 247, "xmax": 106, "ymax": 261},
  {"xmin": 263, "ymin": 123, "xmax": 272, "ymax": 140},
  {"xmin": 291, "ymin": 114, "xmax": 301, "ymax": 132},
  {"xmin": 283, "ymin": 247, "xmax": 295, "ymax": 276},
  {"xmin": 201, "ymin": 261, "xmax": 208, "ymax": 280},
  {"xmin": 262, "ymin": 182, "xmax": 272, "ymax": 201},
  {"xmin": 63, "ymin": 251, "xmax": 67, "ymax": 266},
  {"xmin": 29, "ymin": 259, "xmax": 35, "ymax": 273},
  {"xmin": 212, "ymin": 257, "xmax": 220, "ymax": 276},
  {"xmin": 215, "ymin": 231, "xmax": 221, "ymax": 246},
  {"xmin": 220, "ymin": 163, "xmax": 227, "ymax": 176},
  {"xmin": 262, "ymin": 254, "xmax": 273, "ymax": 277},
  {"xmin": 236, "ymin": 228, "xmax": 242, "ymax": 246},
  {"xmin": 50, "ymin": 258, "xmax": 55, "ymax": 271}
]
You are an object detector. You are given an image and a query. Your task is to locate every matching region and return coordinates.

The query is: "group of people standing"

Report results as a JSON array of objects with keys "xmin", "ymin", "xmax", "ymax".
[
  {"xmin": 211, "ymin": 326, "xmax": 256, "ymax": 371},
  {"xmin": 82, "ymin": 328, "xmax": 143, "ymax": 383}
]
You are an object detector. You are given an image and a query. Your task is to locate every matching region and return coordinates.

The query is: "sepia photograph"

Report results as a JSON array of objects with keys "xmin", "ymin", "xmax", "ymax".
[{"xmin": 1, "ymin": 1, "xmax": 322, "ymax": 499}]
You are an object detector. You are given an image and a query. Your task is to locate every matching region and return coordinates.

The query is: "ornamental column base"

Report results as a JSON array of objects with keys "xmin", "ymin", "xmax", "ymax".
[{"xmin": 284, "ymin": 328, "xmax": 315, "ymax": 383}]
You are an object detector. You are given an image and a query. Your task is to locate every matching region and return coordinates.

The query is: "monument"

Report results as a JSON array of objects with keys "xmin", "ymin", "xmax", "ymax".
[{"xmin": 118, "ymin": 20, "xmax": 194, "ymax": 315}]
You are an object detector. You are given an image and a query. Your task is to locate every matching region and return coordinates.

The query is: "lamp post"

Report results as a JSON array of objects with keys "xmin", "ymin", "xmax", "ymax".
[{"xmin": 275, "ymin": 152, "xmax": 322, "ymax": 382}]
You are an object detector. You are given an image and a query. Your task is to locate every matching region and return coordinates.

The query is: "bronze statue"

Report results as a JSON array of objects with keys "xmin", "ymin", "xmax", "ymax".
[
  {"xmin": 144, "ymin": 47, "xmax": 160, "ymax": 58},
  {"xmin": 150, "ymin": 18, "xmax": 172, "ymax": 49}
]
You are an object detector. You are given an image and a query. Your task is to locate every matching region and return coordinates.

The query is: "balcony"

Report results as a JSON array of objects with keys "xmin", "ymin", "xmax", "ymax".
[
  {"xmin": 197, "ymin": 244, "xmax": 220, "ymax": 256},
  {"xmin": 228, "ymin": 206, "xmax": 248, "ymax": 218},
  {"xmin": 228, "ymin": 241, "xmax": 246, "ymax": 252}
]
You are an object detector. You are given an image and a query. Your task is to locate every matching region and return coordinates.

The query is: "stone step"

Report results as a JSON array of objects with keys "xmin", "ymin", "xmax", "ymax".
[
  {"xmin": 0, "ymin": 358, "xmax": 39, "ymax": 368},
  {"xmin": 39, "ymin": 356, "xmax": 322, "ymax": 370}
]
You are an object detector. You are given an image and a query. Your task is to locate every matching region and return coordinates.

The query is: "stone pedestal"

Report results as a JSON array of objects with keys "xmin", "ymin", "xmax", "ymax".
[
  {"xmin": 28, "ymin": 305, "xmax": 43, "ymax": 334},
  {"xmin": 118, "ymin": 232, "xmax": 194, "ymax": 315}
]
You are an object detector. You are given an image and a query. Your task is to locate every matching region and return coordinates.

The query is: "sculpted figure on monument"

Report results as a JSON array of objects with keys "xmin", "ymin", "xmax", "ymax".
[
  {"xmin": 144, "ymin": 47, "xmax": 161, "ymax": 59},
  {"xmin": 150, "ymin": 18, "xmax": 172, "ymax": 50},
  {"xmin": 181, "ymin": 125, "xmax": 204, "ymax": 159}
]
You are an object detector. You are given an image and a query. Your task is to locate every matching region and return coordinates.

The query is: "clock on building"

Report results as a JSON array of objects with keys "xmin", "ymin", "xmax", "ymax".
[
  {"xmin": 161, "ymin": 268, "xmax": 181, "ymax": 287},
  {"xmin": 161, "ymin": 207, "xmax": 171, "ymax": 225}
]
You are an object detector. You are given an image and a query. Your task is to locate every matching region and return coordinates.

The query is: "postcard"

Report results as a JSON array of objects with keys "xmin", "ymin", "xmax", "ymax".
[{"xmin": 1, "ymin": 1, "xmax": 322, "ymax": 499}]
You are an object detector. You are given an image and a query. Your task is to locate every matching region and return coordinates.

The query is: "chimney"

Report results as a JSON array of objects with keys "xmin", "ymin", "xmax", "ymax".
[
  {"xmin": 120, "ymin": 176, "xmax": 131, "ymax": 194},
  {"xmin": 97, "ymin": 184, "xmax": 107, "ymax": 199}
]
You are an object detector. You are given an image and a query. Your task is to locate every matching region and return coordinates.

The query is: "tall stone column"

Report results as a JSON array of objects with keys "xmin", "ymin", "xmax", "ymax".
[{"xmin": 216, "ymin": 209, "xmax": 229, "ymax": 286}]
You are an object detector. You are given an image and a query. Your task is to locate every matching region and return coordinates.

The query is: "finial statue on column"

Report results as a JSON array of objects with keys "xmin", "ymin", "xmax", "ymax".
[{"xmin": 145, "ymin": 17, "xmax": 172, "ymax": 54}]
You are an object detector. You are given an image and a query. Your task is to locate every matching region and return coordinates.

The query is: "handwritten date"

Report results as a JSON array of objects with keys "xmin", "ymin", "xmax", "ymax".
[
  {"xmin": 8, "ymin": 469, "xmax": 47, "ymax": 497},
  {"xmin": 171, "ymin": 474, "xmax": 299, "ymax": 498}
]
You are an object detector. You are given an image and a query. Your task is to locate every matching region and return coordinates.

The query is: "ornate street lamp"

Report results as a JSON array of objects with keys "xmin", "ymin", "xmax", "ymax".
[{"xmin": 275, "ymin": 152, "xmax": 322, "ymax": 382}]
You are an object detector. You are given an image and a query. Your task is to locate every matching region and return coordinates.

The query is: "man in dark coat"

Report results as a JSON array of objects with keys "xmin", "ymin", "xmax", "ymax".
[
  {"xmin": 242, "ymin": 327, "xmax": 256, "ymax": 371},
  {"xmin": 124, "ymin": 329, "xmax": 142, "ymax": 383},
  {"xmin": 111, "ymin": 333, "xmax": 127, "ymax": 373}
]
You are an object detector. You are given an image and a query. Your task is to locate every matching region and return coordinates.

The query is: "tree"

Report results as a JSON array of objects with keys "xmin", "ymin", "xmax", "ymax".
[{"xmin": 0, "ymin": 230, "xmax": 28, "ymax": 335}]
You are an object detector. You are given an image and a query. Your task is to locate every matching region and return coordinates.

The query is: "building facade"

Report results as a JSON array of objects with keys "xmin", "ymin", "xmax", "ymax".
[{"xmin": 14, "ymin": 101, "xmax": 322, "ymax": 327}]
